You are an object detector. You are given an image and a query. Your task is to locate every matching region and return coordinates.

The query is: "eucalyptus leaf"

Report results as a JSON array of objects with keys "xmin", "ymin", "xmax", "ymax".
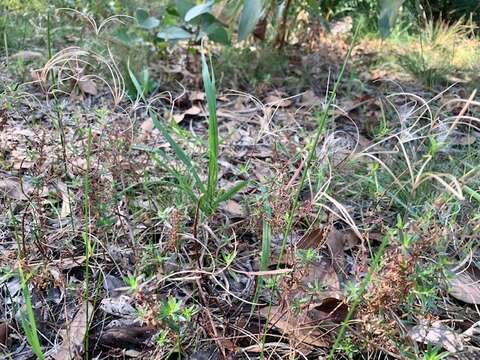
[
  {"xmin": 136, "ymin": 8, "xmax": 160, "ymax": 29},
  {"xmin": 198, "ymin": 14, "xmax": 230, "ymax": 44},
  {"xmin": 174, "ymin": 0, "xmax": 196, "ymax": 19},
  {"xmin": 185, "ymin": 1, "xmax": 214, "ymax": 22},
  {"xmin": 157, "ymin": 26, "xmax": 193, "ymax": 41},
  {"xmin": 113, "ymin": 28, "xmax": 143, "ymax": 47},
  {"xmin": 238, "ymin": 0, "xmax": 264, "ymax": 40}
]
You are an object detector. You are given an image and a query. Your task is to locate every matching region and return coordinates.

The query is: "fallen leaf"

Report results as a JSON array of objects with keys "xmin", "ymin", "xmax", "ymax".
[
  {"xmin": 11, "ymin": 148, "xmax": 35, "ymax": 169},
  {"xmin": 51, "ymin": 301, "xmax": 94, "ymax": 360},
  {"xmin": 264, "ymin": 94, "xmax": 292, "ymax": 108},
  {"xmin": 100, "ymin": 295, "xmax": 136, "ymax": 317},
  {"xmin": 299, "ymin": 90, "xmax": 322, "ymax": 108},
  {"xmin": 219, "ymin": 200, "xmax": 244, "ymax": 217},
  {"xmin": 30, "ymin": 69, "xmax": 45, "ymax": 84},
  {"xmin": 97, "ymin": 326, "xmax": 156, "ymax": 348},
  {"xmin": 408, "ymin": 320, "xmax": 464, "ymax": 353},
  {"xmin": 447, "ymin": 265, "xmax": 480, "ymax": 304},
  {"xmin": 78, "ymin": 77, "xmax": 98, "ymax": 96},
  {"xmin": 0, "ymin": 178, "xmax": 33, "ymax": 200},
  {"xmin": 56, "ymin": 181, "xmax": 71, "ymax": 218},
  {"xmin": 189, "ymin": 91, "xmax": 205, "ymax": 102},
  {"xmin": 260, "ymin": 304, "xmax": 330, "ymax": 352},
  {"xmin": 173, "ymin": 105, "xmax": 202, "ymax": 123},
  {"xmin": 9, "ymin": 50, "xmax": 43, "ymax": 61}
]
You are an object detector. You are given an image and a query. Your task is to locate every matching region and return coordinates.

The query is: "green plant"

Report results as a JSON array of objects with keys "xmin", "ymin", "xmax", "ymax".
[
  {"xmin": 126, "ymin": 64, "xmax": 158, "ymax": 100},
  {"xmin": 422, "ymin": 345, "xmax": 450, "ymax": 360},
  {"xmin": 18, "ymin": 266, "xmax": 45, "ymax": 360},
  {"xmin": 159, "ymin": 296, "xmax": 196, "ymax": 332},
  {"xmin": 148, "ymin": 49, "xmax": 247, "ymax": 215}
]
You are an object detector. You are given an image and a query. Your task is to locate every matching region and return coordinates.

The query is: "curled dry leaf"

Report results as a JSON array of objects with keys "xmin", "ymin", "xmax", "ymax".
[
  {"xmin": 77, "ymin": 77, "xmax": 98, "ymax": 96},
  {"xmin": 408, "ymin": 320, "xmax": 464, "ymax": 353},
  {"xmin": 447, "ymin": 264, "xmax": 480, "ymax": 304},
  {"xmin": 173, "ymin": 105, "xmax": 202, "ymax": 123},
  {"xmin": 259, "ymin": 303, "xmax": 332, "ymax": 352},
  {"xmin": 219, "ymin": 200, "xmax": 244, "ymax": 217},
  {"xmin": 51, "ymin": 301, "xmax": 94, "ymax": 360},
  {"xmin": 140, "ymin": 117, "xmax": 154, "ymax": 137}
]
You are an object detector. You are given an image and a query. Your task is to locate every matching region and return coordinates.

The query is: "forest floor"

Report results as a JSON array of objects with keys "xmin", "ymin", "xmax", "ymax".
[{"xmin": 1, "ymin": 22, "xmax": 480, "ymax": 360}]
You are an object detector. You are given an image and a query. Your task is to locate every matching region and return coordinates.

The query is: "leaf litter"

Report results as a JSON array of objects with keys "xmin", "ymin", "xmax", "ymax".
[{"xmin": 1, "ymin": 30, "xmax": 480, "ymax": 360}]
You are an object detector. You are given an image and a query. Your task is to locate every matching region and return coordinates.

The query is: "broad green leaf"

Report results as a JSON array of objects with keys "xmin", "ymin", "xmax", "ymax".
[
  {"xmin": 173, "ymin": 0, "xmax": 196, "ymax": 18},
  {"xmin": 238, "ymin": 0, "xmax": 264, "ymax": 40},
  {"xmin": 157, "ymin": 26, "xmax": 193, "ymax": 41},
  {"xmin": 205, "ymin": 25, "xmax": 230, "ymax": 44},
  {"xmin": 135, "ymin": 8, "xmax": 160, "ymax": 29},
  {"xmin": 378, "ymin": 0, "xmax": 405, "ymax": 38},
  {"xmin": 198, "ymin": 14, "xmax": 230, "ymax": 44},
  {"xmin": 112, "ymin": 28, "xmax": 143, "ymax": 47},
  {"xmin": 185, "ymin": 1, "xmax": 214, "ymax": 22}
]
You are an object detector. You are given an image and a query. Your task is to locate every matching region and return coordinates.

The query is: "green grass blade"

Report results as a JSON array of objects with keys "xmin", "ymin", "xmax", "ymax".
[
  {"xmin": 150, "ymin": 111, "xmax": 206, "ymax": 195},
  {"xmin": 18, "ymin": 267, "xmax": 45, "ymax": 360},
  {"xmin": 201, "ymin": 48, "xmax": 219, "ymax": 212},
  {"xmin": 127, "ymin": 60, "xmax": 145, "ymax": 101},
  {"xmin": 214, "ymin": 181, "xmax": 248, "ymax": 206}
]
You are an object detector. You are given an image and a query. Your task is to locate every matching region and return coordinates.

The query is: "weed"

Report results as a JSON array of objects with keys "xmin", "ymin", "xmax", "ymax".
[
  {"xmin": 18, "ymin": 265, "xmax": 45, "ymax": 360},
  {"xmin": 146, "ymin": 47, "xmax": 247, "ymax": 216}
]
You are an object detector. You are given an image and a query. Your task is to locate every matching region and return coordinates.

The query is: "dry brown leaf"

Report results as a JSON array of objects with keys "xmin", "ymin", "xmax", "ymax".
[
  {"xmin": 173, "ymin": 105, "xmax": 202, "ymax": 123},
  {"xmin": 9, "ymin": 50, "xmax": 43, "ymax": 61},
  {"xmin": 219, "ymin": 200, "xmax": 244, "ymax": 217},
  {"xmin": 78, "ymin": 77, "xmax": 98, "ymax": 96},
  {"xmin": 139, "ymin": 118, "xmax": 154, "ymax": 141},
  {"xmin": 51, "ymin": 301, "xmax": 94, "ymax": 360},
  {"xmin": 300, "ymin": 90, "xmax": 322, "ymax": 107},
  {"xmin": 265, "ymin": 94, "xmax": 292, "ymax": 108},
  {"xmin": 30, "ymin": 69, "xmax": 45, "ymax": 84},
  {"xmin": 259, "ymin": 304, "xmax": 330, "ymax": 352},
  {"xmin": 0, "ymin": 178, "xmax": 33, "ymax": 200},
  {"xmin": 408, "ymin": 320, "xmax": 464, "ymax": 353},
  {"xmin": 56, "ymin": 182, "xmax": 71, "ymax": 219},
  {"xmin": 448, "ymin": 265, "xmax": 480, "ymax": 304},
  {"xmin": 189, "ymin": 91, "xmax": 205, "ymax": 102},
  {"xmin": 98, "ymin": 326, "xmax": 156, "ymax": 349}
]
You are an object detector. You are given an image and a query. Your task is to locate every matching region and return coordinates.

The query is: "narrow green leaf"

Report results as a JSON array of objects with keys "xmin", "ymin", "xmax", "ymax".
[
  {"xmin": 127, "ymin": 61, "xmax": 145, "ymax": 101},
  {"xmin": 150, "ymin": 112, "xmax": 206, "ymax": 194},
  {"xmin": 238, "ymin": 0, "xmax": 264, "ymax": 40},
  {"xmin": 201, "ymin": 49, "xmax": 219, "ymax": 210},
  {"xmin": 214, "ymin": 181, "xmax": 248, "ymax": 206}
]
